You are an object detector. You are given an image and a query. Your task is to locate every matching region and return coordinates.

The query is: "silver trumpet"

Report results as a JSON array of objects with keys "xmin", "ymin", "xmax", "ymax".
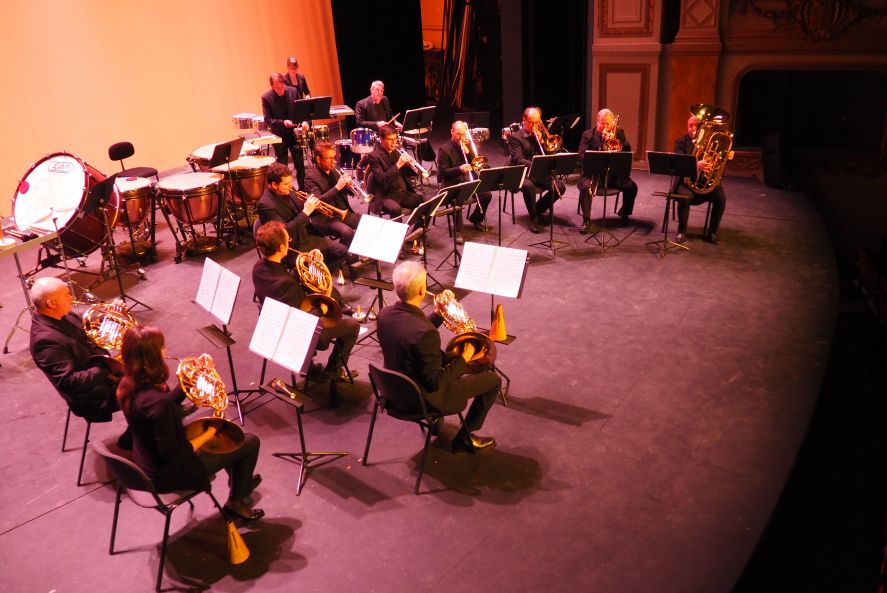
[
  {"xmin": 395, "ymin": 143, "xmax": 431, "ymax": 179},
  {"xmin": 334, "ymin": 166, "xmax": 374, "ymax": 203}
]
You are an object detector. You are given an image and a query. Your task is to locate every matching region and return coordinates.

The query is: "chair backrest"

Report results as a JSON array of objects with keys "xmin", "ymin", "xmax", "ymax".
[
  {"xmin": 108, "ymin": 141, "xmax": 135, "ymax": 163},
  {"xmin": 368, "ymin": 363, "xmax": 430, "ymax": 418},
  {"xmin": 252, "ymin": 218, "xmax": 263, "ymax": 258},
  {"xmin": 91, "ymin": 440, "xmax": 164, "ymax": 507}
]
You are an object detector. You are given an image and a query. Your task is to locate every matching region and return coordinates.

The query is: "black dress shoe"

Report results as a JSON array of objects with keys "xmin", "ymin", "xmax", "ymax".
[
  {"xmin": 618, "ymin": 213, "xmax": 630, "ymax": 227},
  {"xmin": 342, "ymin": 304, "xmax": 355, "ymax": 316},
  {"xmin": 705, "ymin": 232, "xmax": 719, "ymax": 244},
  {"xmin": 675, "ymin": 232, "xmax": 686, "ymax": 243},
  {"xmin": 223, "ymin": 502, "xmax": 265, "ymax": 522},
  {"xmin": 579, "ymin": 220, "xmax": 591, "ymax": 235},
  {"xmin": 529, "ymin": 222, "xmax": 541, "ymax": 234},
  {"xmin": 452, "ymin": 433, "xmax": 497, "ymax": 453},
  {"xmin": 472, "ymin": 220, "xmax": 487, "ymax": 232}
]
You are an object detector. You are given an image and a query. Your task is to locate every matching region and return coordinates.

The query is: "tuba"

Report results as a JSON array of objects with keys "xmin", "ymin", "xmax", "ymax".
[
  {"xmin": 291, "ymin": 248, "xmax": 342, "ymax": 328},
  {"xmin": 601, "ymin": 114, "xmax": 623, "ymax": 152},
  {"xmin": 177, "ymin": 353, "xmax": 246, "ymax": 454},
  {"xmin": 684, "ymin": 104, "xmax": 735, "ymax": 195},
  {"xmin": 533, "ymin": 121, "xmax": 563, "ymax": 154},
  {"xmin": 433, "ymin": 289, "xmax": 497, "ymax": 372}
]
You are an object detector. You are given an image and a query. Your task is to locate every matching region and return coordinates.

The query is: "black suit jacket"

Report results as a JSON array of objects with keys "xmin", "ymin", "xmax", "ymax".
[
  {"xmin": 256, "ymin": 187, "xmax": 311, "ymax": 248},
  {"xmin": 674, "ymin": 133, "xmax": 694, "ymax": 155},
  {"xmin": 507, "ymin": 127, "xmax": 546, "ymax": 182},
  {"xmin": 30, "ymin": 312, "xmax": 118, "ymax": 422},
  {"xmin": 364, "ymin": 145, "xmax": 416, "ymax": 197},
  {"xmin": 376, "ymin": 301, "xmax": 465, "ymax": 394},
  {"xmin": 252, "ymin": 259, "xmax": 308, "ymax": 308},
  {"xmin": 304, "ymin": 167, "xmax": 351, "ymax": 211},
  {"xmin": 355, "ymin": 95, "xmax": 393, "ymax": 130},
  {"xmin": 578, "ymin": 127, "xmax": 633, "ymax": 180},
  {"xmin": 261, "ymin": 86, "xmax": 302, "ymax": 138},
  {"xmin": 284, "ymin": 72, "xmax": 310, "ymax": 97},
  {"xmin": 436, "ymin": 139, "xmax": 472, "ymax": 187}
]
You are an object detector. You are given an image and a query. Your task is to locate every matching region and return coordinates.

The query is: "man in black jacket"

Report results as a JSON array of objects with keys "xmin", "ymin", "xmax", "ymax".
[
  {"xmin": 303, "ymin": 143, "xmax": 362, "ymax": 246},
  {"xmin": 436, "ymin": 121, "xmax": 492, "ymax": 243},
  {"xmin": 364, "ymin": 124, "xmax": 423, "ymax": 219},
  {"xmin": 261, "ymin": 72, "xmax": 307, "ymax": 190},
  {"xmin": 354, "ymin": 80, "xmax": 401, "ymax": 132},
  {"xmin": 673, "ymin": 114, "xmax": 727, "ymax": 244}
]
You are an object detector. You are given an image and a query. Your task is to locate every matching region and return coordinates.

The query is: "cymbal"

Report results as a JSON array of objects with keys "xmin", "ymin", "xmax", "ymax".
[
  {"xmin": 690, "ymin": 103, "xmax": 730, "ymax": 123},
  {"xmin": 403, "ymin": 127, "xmax": 430, "ymax": 135}
]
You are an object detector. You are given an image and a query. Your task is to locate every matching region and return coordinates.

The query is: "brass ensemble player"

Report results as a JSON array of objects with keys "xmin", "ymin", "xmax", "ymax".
[
  {"xmin": 507, "ymin": 107, "xmax": 566, "ymax": 234},
  {"xmin": 673, "ymin": 115, "xmax": 727, "ymax": 244},
  {"xmin": 355, "ymin": 80, "xmax": 401, "ymax": 131},
  {"xmin": 377, "ymin": 261, "xmax": 500, "ymax": 453},
  {"xmin": 262, "ymin": 72, "xmax": 308, "ymax": 191},
  {"xmin": 436, "ymin": 121, "xmax": 492, "ymax": 244},
  {"xmin": 364, "ymin": 124, "xmax": 423, "ymax": 219},
  {"xmin": 303, "ymin": 143, "xmax": 363, "ymax": 246},
  {"xmin": 116, "ymin": 325, "xmax": 263, "ymax": 521},
  {"xmin": 284, "ymin": 56, "xmax": 311, "ymax": 98},
  {"xmin": 576, "ymin": 108, "xmax": 639, "ymax": 234},
  {"xmin": 252, "ymin": 221, "xmax": 359, "ymax": 382}
]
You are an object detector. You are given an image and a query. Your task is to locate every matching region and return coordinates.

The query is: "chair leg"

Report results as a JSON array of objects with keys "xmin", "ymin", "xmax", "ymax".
[
  {"xmin": 156, "ymin": 510, "xmax": 174, "ymax": 592},
  {"xmin": 109, "ymin": 485, "xmax": 123, "ymax": 554},
  {"xmin": 62, "ymin": 408, "xmax": 72, "ymax": 452},
  {"xmin": 413, "ymin": 423, "xmax": 435, "ymax": 495},
  {"xmin": 77, "ymin": 421, "xmax": 92, "ymax": 486},
  {"xmin": 362, "ymin": 400, "xmax": 381, "ymax": 465},
  {"xmin": 510, "ymin": 193, "xmax": 515, "ymax": 224}
]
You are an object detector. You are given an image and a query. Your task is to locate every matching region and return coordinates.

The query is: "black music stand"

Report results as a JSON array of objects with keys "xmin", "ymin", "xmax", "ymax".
[
  {"xmin": 401, "ymin": 106, "xmax": 436, "ymax": 166},
  {"xmin": 292, "ymin": 96, "xmax": 333, "ymax": 126},
  {"xmin": 527, "ymin": 153, "xmax": 579, "ymax": 258},
  {"xmin": 434, "ymin": 180, "xmax": 481, "ymax": 271},
  {"xmin": 454, "ymin": 111, "xmax": 491, "ymax": 129},
  {"xmin": 645, "ymin": 151, "xmax": 697, "ymax": 259},
  {"xmin": 582, "ymin": 150, "xmax": 634, "ymax": 251},
  {"xmin": 548, "ymin": 113, "xmax": 581, "ymax": 136},
  {"xmin": 478, "ymin": 165, "xmax": 526, "ymax": 247},
  {"xmin": 208, "ymin": 137, "xmax": 251, "ymax": 235},
  {"xmin": 405, "ymin": 192, "xmax": 448, "ymax": 288}
]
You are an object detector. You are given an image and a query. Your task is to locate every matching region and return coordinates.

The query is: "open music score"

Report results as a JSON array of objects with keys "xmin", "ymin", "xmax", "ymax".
[
  {"xmin": 349, "ymin": 215, "xmax": 409, "ymax": 264},
  {"xmin": 455, "ymin": 242, "xmax": 529, "ymax": 299},
  {"xmin": 249, "ymin": 297, "xmax": 322, "ymax": 376},
  {"xmin": 195, "ymin": 258, "xmax": 241, "ymax": 326}
]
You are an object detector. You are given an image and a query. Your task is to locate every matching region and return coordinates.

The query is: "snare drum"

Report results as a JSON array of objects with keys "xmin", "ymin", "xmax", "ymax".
[
  {"xmin": 187, "ymin": 141, "xmax": 261, "ymax": 171},
  {"xmin": 350, "ymin": 128, "xmax": 377, "ymax": 154},
  {"xmin": 211, "ymin": 155, "xmax": 276, "ymax": 205},
  {"xmin": 12, "ymin": 152, "xmax": 121, "ymax": 257},
  {"xmin": 251, "ymin": 115, "xmax": 269, "ymax": 132},
  {"xmin": 157, "ymin": 172, "xmax": 222, "ymax": 224},
  {"xmin": 335, "ymin": 140, "xmax": 357, "ymax": 169},
  {"xmin": 294, "ymin": 128, "xmax": 310, "ymax": 149},
  {"xmin": 232, "ymin": 112, "xmax": 258, "ymax": 130},
  {"xmin": 114, "ymin": 176, "xmax": 153, "ymax": 227},
  {"xmin": 312, "ymin": 125, "xmax": 330, "ymax": 144}
]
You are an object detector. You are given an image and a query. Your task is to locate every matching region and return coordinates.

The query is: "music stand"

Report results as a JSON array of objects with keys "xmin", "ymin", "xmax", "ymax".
[
  {"xmin": 291, "ymin": 96, "xmax": 333, "ymax": 126},
  {"xmin": 401, "ymin": 106, "xmax": 436, "ymax": 168},
  {"xmin": 548, "ymin": 113, "xmax": 581, "ymax": 136},
  {"xmin": 454, "ymin": 111, "xmax": 490, "ymax": 129},
  {"xmin": 582, "ymin": 151, "xmax": 634, "ymax": 251},
  {"xmin": 206, "ymin": 138, "xmax": 245, "ymax": 248},
  {"xmin": 645, "ymin": 151, "xmax": 698, "ymax": 259},
  {"xmin": 433, "ymin": 180, "xmax": 481, "ymax": 271},
  {"xmin": 527, "ymin": 153, "xmax": 579, "ymax": 258},
  {"xmin": 478, "ymin": 166, "xmax": 526, "ymax": 248},
  {"xmin": 405, "ymin": 191, "xmax": 449, "ymax": 288}
]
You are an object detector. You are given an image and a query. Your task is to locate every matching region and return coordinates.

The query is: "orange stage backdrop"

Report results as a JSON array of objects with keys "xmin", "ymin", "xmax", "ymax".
[{"xmin": 0, "ymin": 0, "xmax": 342, "ymax": 215}]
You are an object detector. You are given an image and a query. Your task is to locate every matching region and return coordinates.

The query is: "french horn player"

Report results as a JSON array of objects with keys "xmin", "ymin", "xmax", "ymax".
[
  {"xmin": 576, "ymin": 108, "xmax": 639, "ymax": 235},
  {"xmin": 673, "ymin": 106, "xmax": 732, "ymax": 245},
  {"xmin": 435, "ymin": 121, "xmax": 493, "ymax": 244}
]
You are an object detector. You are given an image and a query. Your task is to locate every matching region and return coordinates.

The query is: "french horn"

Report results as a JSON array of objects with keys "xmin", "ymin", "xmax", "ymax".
[
  {"xmin": 433, "ymin": 289, "xmax": 497, "ymax": 373},
  {"xmin": 176, "ymin": 354, "xmax": 245, "ymax": 454},
  {"xmin": 291, "ymin": 248, "xmax": 342, "ymax": 328}
]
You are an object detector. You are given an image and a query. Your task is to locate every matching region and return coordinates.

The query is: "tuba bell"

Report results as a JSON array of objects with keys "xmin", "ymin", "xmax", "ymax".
[
  {"xmin": 433, "ymin": 289, "xmax": 497, "ymax": 372},
  {"xmin": 176, "ymin": 353, "xmax": 246, "ymax": 454},
  {"xmin": 684, "ymin": 104, "xmax": 734, "ymax": 195}
]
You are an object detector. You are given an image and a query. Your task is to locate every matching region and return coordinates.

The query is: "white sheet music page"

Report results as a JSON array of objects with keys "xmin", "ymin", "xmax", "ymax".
[
  {"xmin": 211, "ymin": 267, "xmax": 241, "ymax": 326},
  {"xmin": 195, "ymin": 258, "xmax": 222, "ymax": 313},
  {"xmin": 349, "ymin": 215, "xmax": 408, "ymax": 263},
  {"xmin": 274, "ymin": 308, "xmax": 321, "ymax": 374},
  {"xmin": 249, "ymin": 297, "xmax": 289, "ymax": 361},
  {"xmin": 455, "ymin": 242, "xmax": 528, "ymax": 298}
]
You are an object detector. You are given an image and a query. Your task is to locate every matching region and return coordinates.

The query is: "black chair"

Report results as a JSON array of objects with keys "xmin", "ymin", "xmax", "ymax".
[
  {"xmin": 363, "ymin": 364, "xmax": 465, "ymax": 494},
  {"xmin": 61, "ymin": 408, "xmax": 92, "ymax": 486},
  {"xmin": 107, "ymin": 142, "xmax": 159, "ymax": 181},
  {"xmin": 669, "ymin": 199, "xmax": 712, "ymax": 237},
  {"xmin": 92, "ymin": 440, "xmax": 224, "ymax": 592}
]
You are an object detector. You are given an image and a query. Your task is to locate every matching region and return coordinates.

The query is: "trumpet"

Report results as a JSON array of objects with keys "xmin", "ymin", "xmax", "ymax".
[
  {"xmin": 333, "ymin": 166, "xmax": 374, "ymax": 204},
  {"xmin": 395, "ymin": 143, "xmax": 431, "ymax": 179},
  {"xmin": 293, "ymin": 190, "xmax": 349, "ymax": 220},
  {"xmin": 533, "ymin": 121, "xmax": 563, "ymax": 154}
]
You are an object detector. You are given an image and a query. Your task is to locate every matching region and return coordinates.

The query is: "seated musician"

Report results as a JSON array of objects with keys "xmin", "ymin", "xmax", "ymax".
[
  {"xmin": 576, "ymin": 108, "xmax": 639, "ymax": 234},
  {"xmin": 673, "ymin": 114, "xmax": 727, "ymax": 244},
  {"xmin": 355, "ymin": 80, "xmax": 401, "ymax": 132},
  {"xmin": 257, "ymin": 162, "xmax": 349, "ymax": 271},
  {"xmin": 364, "ymin": 124, "xmax": 423, "ymax": 220},
  {"xmin": 261, "ymin": 72, "xmax": 307, "ymax": 191},
  {"xmin": 253, "ymin": 221, "xmax": 359, "ymax": 382},
  {"xmin": 436, "ymin": 121, "xmax": 492, "ymax": 244},
  {"xmin": 507, "ymin": 106, "xmax": 566, "ymax": 234},
  {"xmin": 29, "ymin": 277, "xmax": 131, "ymax": 447},
  {"xmin": 303, "ymin": 142, "xmax": 362, "ymax": 247},
  {"xmin": 117, "ymin": 325, "xmax": 263, "ymax": 521},
  {"xmin": 283, "ymin": 56, "xmax": 310, "ymax": 98},
  {"xmin": 377, "ymin": 261, "xmax": 500, "ymax": 453}
]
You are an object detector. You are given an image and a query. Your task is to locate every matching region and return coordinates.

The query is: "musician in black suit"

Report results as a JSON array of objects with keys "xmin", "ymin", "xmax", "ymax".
[
  {"xmin": 354, "ymin": 81, "xmax": 401, "ymax": 131},
  {"xmin": 284, "ymin": 56, "xmax": 311, "ymax": 98},
  {"xmin": 364, "ymin": 124, "xmax": 423, "ymax": 219},
  {"xmin": 252, "ymin": 221, "xmax": 359, "ymax": 381},
  {"xmin": 576, "ymin": 108, "xmax": 639, "ymax": 234},
  {"xmin": 436, "ymin": 121, "xmax": 492, "ymax": 244},
  {"xmin": 303, "ymin": 143, "xmax": 362, "ymax": 246},
  {"xmin": 377, "ymin": 261, "xmax": 500, "ymax": 453},
  {"xmin": 673, "ymin": 114, "xmax": 727, "ymax": 244},
  {"xmin": 256, "ymin": 162, "xmax": 348, "ymax": 270},
  {"xmin": 261, "ymin": 72, "xmax": 307, "ymax": 190},
  {"xmin": 507, "ymin": 106, "xmax": 566, "ymax": 234}
]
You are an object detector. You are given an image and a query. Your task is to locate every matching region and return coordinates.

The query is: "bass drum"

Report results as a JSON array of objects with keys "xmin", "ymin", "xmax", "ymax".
[{"xmin": 12, "ymin": 152, "xmax": 120, "ymax": 258}]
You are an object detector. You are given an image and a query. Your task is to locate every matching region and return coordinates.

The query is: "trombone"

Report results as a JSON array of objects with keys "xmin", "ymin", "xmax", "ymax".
[{"xmin": 459, "ymin": 128, "xmax": 488, "ymax": 215}]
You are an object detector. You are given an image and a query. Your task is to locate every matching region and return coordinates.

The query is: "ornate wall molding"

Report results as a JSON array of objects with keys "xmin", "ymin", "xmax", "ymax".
[
  {"xmin": 598, "ymin": 63, "xmax": 651, "ymax": 157},
  {"xmin": 745, "ymin": 0, "xmax": 887, "ymax": 41},
  {"xmin": 598, "ymin": 0, "xmax": 655, "ymax": 36}
]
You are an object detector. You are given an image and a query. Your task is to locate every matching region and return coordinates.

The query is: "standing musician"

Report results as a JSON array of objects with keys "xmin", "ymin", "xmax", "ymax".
[
  {"xmin": 507, "ymin": 106, "xmax": 566, "ymax": 234},
  {"xmin": 303, "ymin": 143, "xmax": 362, "ymax": 247},
  {"xmin": 261, "ymin": 72, "xmax": 307, "ymax": 191},
  {"xmin": 576, "ymin": 108, "xmax": 639, "ymax": 234},
  {"xmin": 283, "ymin": 56, "xmax": 311, "ymax": 98},
  {"xmin": 29, "ymin": 277, "xmax": 131, "ymax": 447},
  {"xmin": 355, "ymin": 81, "xmax": 402, "ymax": 131},
  {"xmin": 673, "ymin": 114, "xmax": 727, "ymax": 244},
  {"xmin": 377, "ymin": 261, "xmax": 500, "ymax": 452},
  {"xmin": 257, "ymin": 162, "xmax": 348, "ymax": 271},
  {"xmin": 364, "ymin": 124, "xmax": 423, "ymax": 219},
  {"xmin": 436, "ymin": 121, "xmax": 492, "ymax": 244},
  {"xmin": 116, "ymin": 325, "xmax": 263, "ymax": 521},
  {"xmin": 253, "ymin": 221, "xmax": 359, "ymax": 382}
]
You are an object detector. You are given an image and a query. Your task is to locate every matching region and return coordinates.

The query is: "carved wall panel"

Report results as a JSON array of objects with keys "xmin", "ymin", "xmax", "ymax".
[
  {"xmin": 597, "ymin": 64, "xmax": 651, "ymax": 158},
  {"xmin": 598, "ymin": 0, "xmax": 655, "ymax": 36}
]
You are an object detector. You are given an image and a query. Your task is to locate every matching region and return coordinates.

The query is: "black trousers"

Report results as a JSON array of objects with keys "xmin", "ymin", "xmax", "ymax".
[
  {"xmin": 452, "ymin": 190, "xmax": 492, "ymax": 231},
  {"xmin": 519, "ymin": 177, "xmax": 566, "ymax": 221},
  {"xmin": 318, "ymin": 316, "xmax": 359, "ymax": 372},
  {"xmin": 676, "ymin": 184, "xmax": 726, "ymax": 234},
  {"xmin": 577, "ymin": 175, "xmax": 638, "ymax": 220},
  {"xmin": 425, "ymin": 370, "xmax": 500, "ymax": 432},
  {"xmin": 310, "ymin": 211, "xmax": 361, "ymax": 246},
  {"xmin": 198, "ymin": 432, "xmax": 260, "ymax": 500},
  {"xmin": 274, "ymin": 136, "xmax": 306, "ymax": 191}
]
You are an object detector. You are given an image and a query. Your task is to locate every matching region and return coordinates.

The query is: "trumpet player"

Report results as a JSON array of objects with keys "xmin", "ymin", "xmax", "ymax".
[
  {"xmin": 577, "ymin": 108, "xmax": 638, "ymax": 234},
  {"xmin": 507, "ymin": 107, "xmax": 566, "ymax": 234},
  {"xmin": 436, "ymin": 121, "xmax": 492, "ymax": 243},
  {"xmin": 257, "ymin": 162, "xmax": 349, "ymax": 271},
  {"xmin": 303, "ymin": 143, "xmax": 363, "ymax": 246},
  {"xmin": 673, "ymin": 114, "xmax": 727, "ymax": 244},
  {"xmin": 364, "ymin": 124, "xmax": 423, "ymax": 220}
]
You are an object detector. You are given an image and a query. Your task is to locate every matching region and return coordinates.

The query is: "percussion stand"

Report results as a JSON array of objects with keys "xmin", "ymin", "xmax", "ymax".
[
  {"xmin": 208, "ymin": 139, "xmax": 247, "ymax": 248},
  {"xmin": 644, "ymin": 152, "xmax": 698, "ymax": 259}
]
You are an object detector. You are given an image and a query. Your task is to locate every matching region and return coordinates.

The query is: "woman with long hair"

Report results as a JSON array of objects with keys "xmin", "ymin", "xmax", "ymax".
[{"xmin": 116, "ymin": 325, "xmax": 264, "ymax": 521}]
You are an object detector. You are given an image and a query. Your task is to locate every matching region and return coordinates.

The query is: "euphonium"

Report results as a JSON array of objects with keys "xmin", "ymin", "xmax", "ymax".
[
  {"xmin": 601, "ymin": 114, "xmax": 623, "ymax": 152},
  {"xmin": 293, "ymin": 190, "xmax": 349, "ymax": 221},
  {"xmin": 395, "ymin": 142, "xmax": 431, "ymax": 179},
  {"xmin": 290, "ymin": 248, "xmax": 342, "ymax": 328},
  {"xmin": 333, "ymin": 166, "xmax": 374, "ymax": 204},
  {"xmin": 684, "ymin": 104, "xmax": 735, "ymax": 195},
  {"xmin": 533, "ymin": 121, "xmax": 563, "ymax": 154},
  {"xmin": 432, "ymin": 289, "xmax": 497, "ymax": 372},
  {"xmin": 83, "ymin": 301, "xmax": 137, "ymax": 352},
  {"xmin": 176, "ymin": 353, "xmax": 245, "ymax": 454}
]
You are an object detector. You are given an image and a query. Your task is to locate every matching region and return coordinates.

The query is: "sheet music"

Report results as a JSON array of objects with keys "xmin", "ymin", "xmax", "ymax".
[
  {"xmin": 249, "ymin": 297, "xmax": 289, "ymax": 360},
  {"xmin": 195, "ymin": 258, "xmax": 222, "ymax": 312},
  {"xmin": 212, "ymin": 267, "xmax": 240, "ymax": 325},
  {"xmin": 455, "ymin": 242, "xmax": 528, "ymax": 299},
  {"xmin": 349, "ymin": 215, "xmax": 408, "ymax": 263},
  {"xmin": 248, "ymin": 297, "xmax": 321, "ymax": 374}
]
